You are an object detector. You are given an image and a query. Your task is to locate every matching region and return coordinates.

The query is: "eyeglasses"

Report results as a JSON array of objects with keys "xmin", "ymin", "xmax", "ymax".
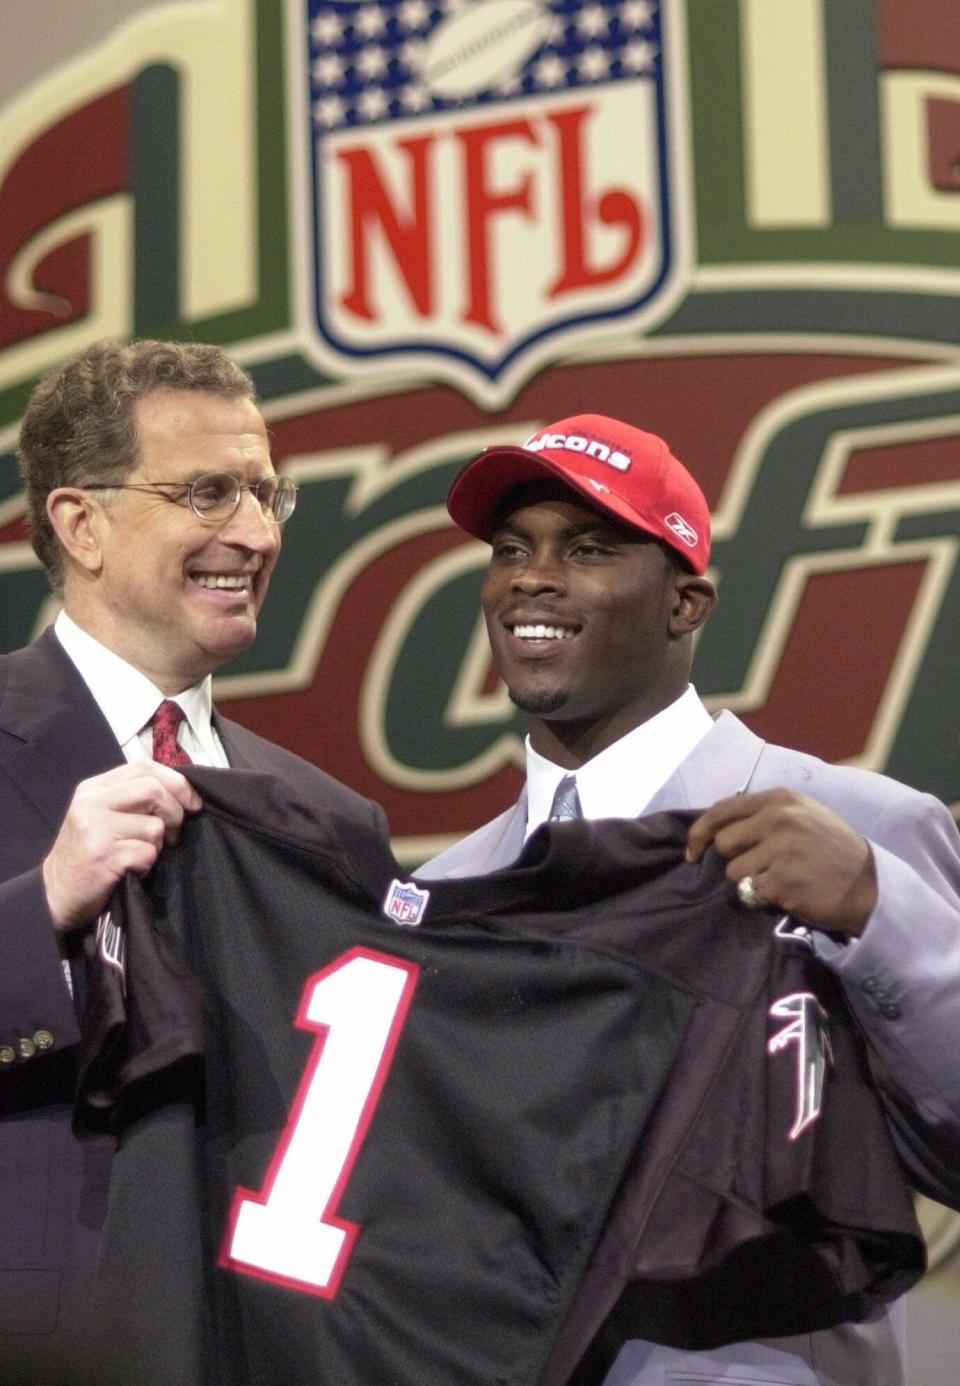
[{"xmin": 82, "ymin": 472, "xmax": 298, "ymax": 524}]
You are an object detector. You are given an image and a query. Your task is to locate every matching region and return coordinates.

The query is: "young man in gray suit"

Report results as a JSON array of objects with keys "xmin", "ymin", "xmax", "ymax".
[
  {"xmin": 419, "ymin": 413, "xmax": 960, "ymax": 1386},
  {"xmin": 0, "ymin": 340, "xmax": 388, "ymax": 1384}
]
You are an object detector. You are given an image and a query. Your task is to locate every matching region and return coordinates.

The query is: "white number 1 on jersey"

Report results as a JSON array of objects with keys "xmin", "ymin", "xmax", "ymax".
[{"xmin": 219, "ymin": 946, "xmax": 420, "ymax": 1295}]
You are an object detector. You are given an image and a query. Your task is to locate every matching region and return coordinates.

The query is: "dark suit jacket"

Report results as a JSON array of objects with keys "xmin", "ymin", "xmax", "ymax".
[{"xmin": 0, "ymin": 628, "xmax": 388, "ymax": 1383}]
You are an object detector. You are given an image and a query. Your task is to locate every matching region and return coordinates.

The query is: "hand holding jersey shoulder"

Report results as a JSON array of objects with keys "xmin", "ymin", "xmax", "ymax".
[
  {"xmin": 687, "ymin": 788, "xmax": 878, "ymax": 936},
  {"xmin": 42, "ymin": 761, "xmax": 203, "ymax": 932}
]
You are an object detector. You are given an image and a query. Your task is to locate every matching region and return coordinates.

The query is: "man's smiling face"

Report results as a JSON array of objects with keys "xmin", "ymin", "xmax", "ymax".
[
  {"xmin": 77, "ymin": 388, "xmax": 281, "ymax": 692},
  {"xmin": 481, "ymin": 483, "xmax": 713, "ymax": 763}
]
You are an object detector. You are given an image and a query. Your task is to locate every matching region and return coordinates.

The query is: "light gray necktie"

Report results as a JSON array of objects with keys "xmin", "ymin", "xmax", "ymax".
[{"xmin": 548, "ymin": 773, "xmax": 582, "ymax": 821}]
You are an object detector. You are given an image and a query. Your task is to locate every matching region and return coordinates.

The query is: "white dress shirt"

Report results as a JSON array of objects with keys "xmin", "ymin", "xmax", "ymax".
[
  {"xmin": 54, "ymin": 610, "xmax": 229, "ymax": 768},
  {"xmin": 524, "ymin": 685, "xmax": 713, "ymax": 837},
  {"xmin": 52, "ymin": 612, "xmax": 228, "ymax": 997}
]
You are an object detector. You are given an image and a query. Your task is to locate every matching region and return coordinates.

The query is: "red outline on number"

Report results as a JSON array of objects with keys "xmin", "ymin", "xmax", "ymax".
[{"xmin": 218, "ymin": 945, "xmax": 420, "ymax": 1297}]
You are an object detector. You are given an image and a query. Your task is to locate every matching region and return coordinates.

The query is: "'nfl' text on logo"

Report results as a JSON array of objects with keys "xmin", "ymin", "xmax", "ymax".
[
  {"xmin": 301, "ymin": 0, "xmax": 687, "ymax": 402},
  {"xmin": 383, "ymin": 879, "xmax": 431, "ymax": 925}
]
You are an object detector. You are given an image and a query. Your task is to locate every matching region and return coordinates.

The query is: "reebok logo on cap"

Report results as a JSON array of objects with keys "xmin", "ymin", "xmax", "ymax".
[{"xmin": 664, "ymin": 512, "xmax": 699, "ymax": 548}]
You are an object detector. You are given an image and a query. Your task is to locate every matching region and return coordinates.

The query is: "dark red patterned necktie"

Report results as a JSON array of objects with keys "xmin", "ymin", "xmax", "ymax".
[{"xmin": 150, "ymin": 699, "xmax": 192, "ymax": 767}]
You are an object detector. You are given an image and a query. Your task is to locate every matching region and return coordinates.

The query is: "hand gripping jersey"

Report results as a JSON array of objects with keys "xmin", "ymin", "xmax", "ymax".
[{"xmin": 75, "ymin": 768, "xmax": 923, "ymax": 1386}]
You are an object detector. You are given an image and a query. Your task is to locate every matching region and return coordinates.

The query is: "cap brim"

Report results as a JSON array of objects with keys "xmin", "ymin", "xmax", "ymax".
[{"xmin": 447, "ymin": 445, "xmax": 660, "ymax": 544}]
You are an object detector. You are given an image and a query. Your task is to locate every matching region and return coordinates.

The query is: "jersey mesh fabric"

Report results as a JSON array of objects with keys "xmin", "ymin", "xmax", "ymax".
[{"xmin": 77, "ymin": 766, "xmax": 924, "ymax": 1386}]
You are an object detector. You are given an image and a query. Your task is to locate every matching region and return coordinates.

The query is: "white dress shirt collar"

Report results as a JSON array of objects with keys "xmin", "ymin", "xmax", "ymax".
[
  {"xmin": 524, "ymin": 684, "xmax": 713, "ymax": 837},
  {"xmin": 54, "ymin": 610, "xmax": 226, "ymax": 766}
]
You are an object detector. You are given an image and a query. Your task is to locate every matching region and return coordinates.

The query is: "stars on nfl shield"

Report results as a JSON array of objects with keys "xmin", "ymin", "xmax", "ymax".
[{"xmin": 298, "ymin": 0, "xmax": 684, "ymax": 400}]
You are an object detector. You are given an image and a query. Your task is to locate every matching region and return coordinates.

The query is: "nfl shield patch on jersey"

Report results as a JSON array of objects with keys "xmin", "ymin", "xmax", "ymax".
[{"xmin": 383, "ymin": 877, "xmax": 431, "ymax": 923}]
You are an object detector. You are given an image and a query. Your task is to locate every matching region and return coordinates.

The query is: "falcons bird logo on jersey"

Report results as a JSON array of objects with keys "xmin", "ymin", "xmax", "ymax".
[{"xmin": 768, "ymin": 992, "xmax": 834, "ymax": 1141}]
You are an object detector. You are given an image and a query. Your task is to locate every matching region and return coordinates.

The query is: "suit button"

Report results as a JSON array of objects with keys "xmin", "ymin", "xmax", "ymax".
[
  {"xmin": 16, "ymin": 1037, "xmax": 37, "ymax": 1060},
  {"xmin": 0, "ymin": 1045, "xmax": 15, "ymax": 1066},
  {"xmin": 880, "ymin": 1002, "xmax": 902, "ymax": 1019},
  {"xmin": 33, "ymin": 1029, "xmax": 55, "ymax": 1051}
]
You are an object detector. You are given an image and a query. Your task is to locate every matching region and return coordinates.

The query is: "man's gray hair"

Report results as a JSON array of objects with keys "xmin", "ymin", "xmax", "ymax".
[{"xmin": 18, "ymin": 338, "xmax": 257, "ymax": 588}]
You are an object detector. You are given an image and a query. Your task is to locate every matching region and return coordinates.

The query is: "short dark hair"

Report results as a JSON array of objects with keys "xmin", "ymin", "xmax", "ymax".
[{"xmin": 18, "ymin": 338, "xmax": 257, "ymax": 587}]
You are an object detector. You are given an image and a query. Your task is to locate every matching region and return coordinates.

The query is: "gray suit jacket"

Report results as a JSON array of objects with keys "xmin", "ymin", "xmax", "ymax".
[
  {"xmin": 0, "ymin": 628, "xmax": 389, "ymax": 1384},
  {"xmin": 419, "ymin": 711, "xmax": 960, "ymax": 1386}
]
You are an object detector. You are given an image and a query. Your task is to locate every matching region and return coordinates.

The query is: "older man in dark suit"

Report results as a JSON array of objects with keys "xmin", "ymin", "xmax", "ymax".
[{"xmin": 0, "ymin": 339, "xmax": 388, "ymax": 1384}]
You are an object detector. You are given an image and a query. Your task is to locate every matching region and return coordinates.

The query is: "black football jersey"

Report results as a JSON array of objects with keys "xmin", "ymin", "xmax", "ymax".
[{"xmin": 76, "ymin": 767, "xmax": 923, "ymax": 1386}]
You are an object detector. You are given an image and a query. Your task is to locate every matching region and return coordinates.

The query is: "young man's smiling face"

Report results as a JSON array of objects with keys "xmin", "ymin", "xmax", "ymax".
[
  {"xmin": 70, "ymin": 388, "xmax": 281, "ymax": 692},
  {"xmin": 481, "ymin": 483, "xmax": 716, "ymax": 765}
]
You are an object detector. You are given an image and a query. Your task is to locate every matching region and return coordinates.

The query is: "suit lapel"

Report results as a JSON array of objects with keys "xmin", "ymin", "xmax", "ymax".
[
  {"xmin": 0, "ymin": 628, "xmax": 123, "ymax": 833},
  {"xmin": 441, "ymin": 793, "xmax": 529, "ymax": 877},
  {"xmin": 644, "ymin": 711, "xmax": 767, "ymax": 815},
  {"xmin": 213, "ymin": 713, "xmax": 261, "ymax": 770}
]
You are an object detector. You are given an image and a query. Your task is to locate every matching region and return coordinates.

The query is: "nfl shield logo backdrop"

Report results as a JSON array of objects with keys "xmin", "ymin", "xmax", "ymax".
[{"xmin": 298, "ymin": 0, "xmax": 688, "ymax": 402}]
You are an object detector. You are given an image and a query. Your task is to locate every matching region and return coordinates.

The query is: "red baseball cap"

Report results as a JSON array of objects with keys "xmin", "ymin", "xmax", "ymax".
[{"xmin": 447, "ymin": 413, "xmax": 711, "ymax": 574}]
